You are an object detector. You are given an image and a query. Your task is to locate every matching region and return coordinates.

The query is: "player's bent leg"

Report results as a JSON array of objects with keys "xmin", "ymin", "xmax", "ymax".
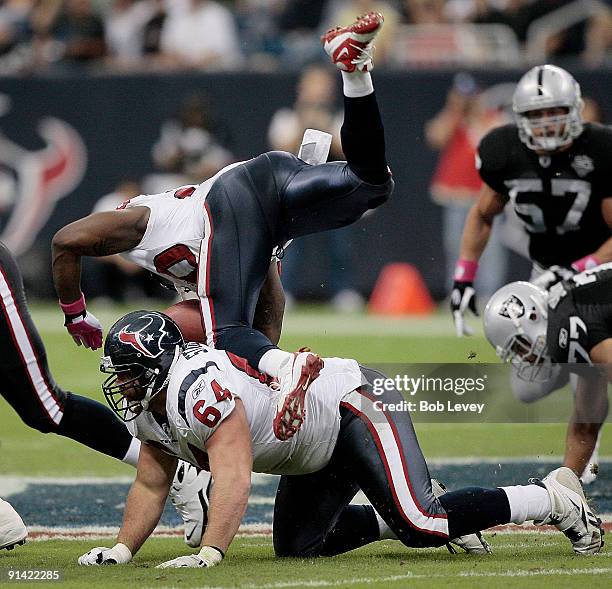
[
  {"xmin": 281, "ymin": 161, "xmax": 392, "ymax": 241},
  {"xmin": 55, "ymin": 393, "xmax": 136, "ymax": 461},
  {"xmin": 338, "ymin": 388, "xmax": 449, "ymax": 549},
  {"xmin": 323, "ymin": 12, "xmax": 391, "ymax": 186},
  {"xmin": 430, "ymin": 479, "xmax": 491, "ymax": 554},
  {"xmin": 273, "ymin": 460, "xmax": 378, "ymax": 558},
  {"xmin": 339, "ymin": 367, "xmax": 513, "ymax": 549}
]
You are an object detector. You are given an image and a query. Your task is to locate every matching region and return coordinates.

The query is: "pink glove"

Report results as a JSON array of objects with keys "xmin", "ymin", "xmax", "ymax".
[
  {"xmin": 571, "ymin": 254, "xmax": 600, "ymax": 273},
  {"xmin": 60, "ymin": 293, "xmax": 103, "ymax": 350}
]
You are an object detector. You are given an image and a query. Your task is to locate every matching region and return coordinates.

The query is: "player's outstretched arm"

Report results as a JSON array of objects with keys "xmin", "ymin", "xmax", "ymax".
[
  {"xmin": 78, "ymin": 442, "xmax": 176, "ymax": 565},
  {"xmin": 157, "ymin": 401, "xmax": 252, "ymax": 569},
  {"xmin": 451, "ymin": 184, "xmax": 506, "ymax": 337},
  {"xmin": 52, "ymin": 208, "xmax": 149, "ymax": 349},
  {"xmin": 253, "ymin": 260, "xmax": 285, "ymax": 346}
]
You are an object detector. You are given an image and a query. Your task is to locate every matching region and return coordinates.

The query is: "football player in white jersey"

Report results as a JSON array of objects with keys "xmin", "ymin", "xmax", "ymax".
[
  {"xmin": 52, "ymin": 12, "xmax": 394, "ymax": 443},
  {"xmin": 0, "ymin": 240, "xmax": 208, "ymax": 550},
  {"xmin": 78, "ymin": 310, "xmax": 603, "ymax": 567}
]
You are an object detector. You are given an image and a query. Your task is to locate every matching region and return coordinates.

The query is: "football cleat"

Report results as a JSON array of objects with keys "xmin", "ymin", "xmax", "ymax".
[
  {"xmin": 531, "ymin": 467, "xmax": 603, "ymax": 554},
  {"xmin": 0, "ymin": 499, "xmax": 27, "ymax": 551},
  {"xmin": 431, "ymin": 479, "xmax": 492, "ymax": 555},
  {"xmin": 169, "ymin": 461, "xmax": 212, "ymax": 548},
  {"xmin": 273, "ymin": 350, "xmax": 324, "ymax": 441},
  {"xmin": 322, "ymin": 12, "xmax": 384, "ymax": 73}
]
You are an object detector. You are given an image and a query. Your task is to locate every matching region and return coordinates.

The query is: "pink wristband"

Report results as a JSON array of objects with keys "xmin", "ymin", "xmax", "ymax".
[
  {"xmin": 571, "ymin": 254, "xmax": 600, "ymax": 273},
  {"xmin": 454, "ymin": 259, "xmax": 479, "ymax": 282},
  {"xmin": 59, "ymin": 292, "xmax": 86, "ymax": 316}
]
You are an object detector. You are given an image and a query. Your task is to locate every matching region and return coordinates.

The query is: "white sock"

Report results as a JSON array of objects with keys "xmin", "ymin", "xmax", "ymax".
[
  {"xmin": 501, "ymin": 484, "xmax": 551, "ymax": 524},
  {"xmin": 122, "ymin": 437, "xmax": 141, "ymax": 467},
  {"xmin": 258, "ymin": 349, "xmax": 292, "ymax": 378},
  {"xmin": 375, "ymin": 510, "xmax": 397, "ymax": 540},
  {"xmin": 341, "ymin": 71, "xmax": 374, "ymax": 98}
]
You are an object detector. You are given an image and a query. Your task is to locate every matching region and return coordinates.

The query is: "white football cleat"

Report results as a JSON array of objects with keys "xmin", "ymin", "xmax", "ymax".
[
  {"xmin": 169, "ymin": 461, "xmax": 212, "ymax": 548},
  {"xmin": 0, "ymin": 499, "xmax": 27, "ymax": 551},
  {"xmin": 431, "ymin": 479, "xmax": 492, "ymax": 555},
  {"xmin": 532, "ymin": 467, "xmax": 603, "ymax": 554},
  {"xmin": 321, "ymin": 12, "xmax": 384, "ymax": 73},
  {"xmin": 273, "ymin": 350, "xmax": 324, "ymax": 441}
]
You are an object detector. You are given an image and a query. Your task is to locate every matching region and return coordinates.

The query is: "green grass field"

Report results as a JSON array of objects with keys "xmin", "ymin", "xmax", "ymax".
[
  {"xmin": 0, "ymin": 302, "xmax": 610, "ymax": 587},
  {"xmin": 1, "ymin": 535, "xmax": 611, "ymax": 589}
]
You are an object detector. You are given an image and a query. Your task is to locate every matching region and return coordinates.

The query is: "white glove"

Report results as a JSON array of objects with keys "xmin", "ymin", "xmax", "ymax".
[
  {"xmin": 531, "ymin": 265, "xmax": 575, "ymax": 290},
  {"xmin": 156, "ymin": 546, "xmax": 224, "ymax": 569},
  {"xmin": 78, "ymin": 543, "xmax": 132, "ymax": 566}
]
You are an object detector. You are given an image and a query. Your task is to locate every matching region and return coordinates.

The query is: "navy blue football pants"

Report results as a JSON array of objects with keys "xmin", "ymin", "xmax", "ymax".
[
  {"xmin": 273, "ymin": 367, "xmax": 511, "ymax": 557},
  {"xmin": 0, "ymin": 241, "xmax": 134, "ymax": 459},
  {"xmin": 198, "ymin": 93, "xmax": 394, "ymax": 368}
]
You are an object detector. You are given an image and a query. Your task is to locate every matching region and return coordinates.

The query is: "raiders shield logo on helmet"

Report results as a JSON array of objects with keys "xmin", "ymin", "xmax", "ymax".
[{"xmin": 499, "ymin": 295, "xmax": 525, "ymax": 319}]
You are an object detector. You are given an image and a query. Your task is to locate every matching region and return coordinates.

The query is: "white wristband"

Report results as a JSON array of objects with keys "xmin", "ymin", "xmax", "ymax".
[
  {"xmin": 197, "ymin": 545, "xmax": 224, "ymax": 567},
  {"xmin": 111, "ymin": 543, "xmax": 133, "ymax": 564}
]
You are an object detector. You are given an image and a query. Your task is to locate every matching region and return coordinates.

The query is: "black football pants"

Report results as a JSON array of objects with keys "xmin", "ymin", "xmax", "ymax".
[{"xmin": 0, "ymin": 241, "xmax": 134, "ymax": 460}]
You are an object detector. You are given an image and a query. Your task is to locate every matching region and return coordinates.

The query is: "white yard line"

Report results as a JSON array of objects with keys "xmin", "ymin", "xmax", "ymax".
[{"xmin": 142, "ymin": 569, "xmax": 612, "ymax": 589}]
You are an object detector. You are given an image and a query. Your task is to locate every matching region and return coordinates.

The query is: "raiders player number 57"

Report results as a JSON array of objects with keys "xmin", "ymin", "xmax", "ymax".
[{"xmin": 451, "ymin": 65, "xmax": 612, "ymax": 336}]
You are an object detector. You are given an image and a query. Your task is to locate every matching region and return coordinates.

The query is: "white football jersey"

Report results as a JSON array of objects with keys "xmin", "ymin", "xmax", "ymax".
[
  {"xmin": 119, "ymin": 162, "xmax": 243, "ymax": 291},
  {"xmin": 127, "ymin": 344, "xmax": 363, "ymax": 475}
]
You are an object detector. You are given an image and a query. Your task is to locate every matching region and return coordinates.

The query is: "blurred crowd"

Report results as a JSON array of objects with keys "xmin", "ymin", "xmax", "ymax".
[{"xmin": 0, "ymin": 0, "xmax": 610, "ymax": 75}]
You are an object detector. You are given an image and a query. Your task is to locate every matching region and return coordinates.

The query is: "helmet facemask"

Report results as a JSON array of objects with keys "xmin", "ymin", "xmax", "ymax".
[
  {"xmin": 101, "ymin": 357, "xmax": 158, "ymax": 421},
  {"xmin": 516, "ymin": 105, "xmax": 583, "ymax": 152},
  {"xmin": 101, "ymin": 347, "xmax": 180, "ymax": 421},
  {"xmin": 512, "ymin": 65, "xmax": 584, "ymax": 153},
  {"xmin": 498, "ymin": 332, "xmax": 552, "ymax": 383},
  {"xmin": 100, "ymin": 310, "xmax": 184, "ymax": 422},
  {"xmin": 484, "ymin": 282, "xmax": 554, "ymax": 383},
  {"xmin": 496, "ymin": 293, "xmax": 553, "ymax": 382}
]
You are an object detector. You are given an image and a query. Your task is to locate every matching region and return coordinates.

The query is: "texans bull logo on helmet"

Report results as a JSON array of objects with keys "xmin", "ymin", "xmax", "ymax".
[{"xmin": 117, "ymin": 313, "xmax": 171, "ymax": 358}]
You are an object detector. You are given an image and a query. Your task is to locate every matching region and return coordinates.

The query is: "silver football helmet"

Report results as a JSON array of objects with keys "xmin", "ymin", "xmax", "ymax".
[
  {"xmin": 513, "ymin": 65, "xmax": 583, "ymax": 152},
  {"xmin": 483, "ymin": 281, "xmax": 553, "ymax": 382}
]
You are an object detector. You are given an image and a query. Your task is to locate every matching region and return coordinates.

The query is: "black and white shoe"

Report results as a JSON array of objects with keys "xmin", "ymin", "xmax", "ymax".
[
  {"xmin": 531, "ymin": 467, "xmax": 603, "ymax": 555},
  {"xmin": 431, "ymin": 479, "xmax": 492, "ymax": 555}
]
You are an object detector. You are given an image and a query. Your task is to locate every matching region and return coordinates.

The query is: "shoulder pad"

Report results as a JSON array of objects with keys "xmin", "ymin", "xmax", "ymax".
[
  {"xmin": 477, "ymin": 124, "xmax": 516, "ymax": 172},
  {"xmin": 580, "ymin": 122, "xmax": 612, "ymax": 153}
]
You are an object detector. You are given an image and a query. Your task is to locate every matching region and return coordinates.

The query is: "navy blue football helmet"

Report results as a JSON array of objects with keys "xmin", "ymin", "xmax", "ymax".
[{"xmin": 101, "ymin": 310, "xmax": 184, "ymax": 421}]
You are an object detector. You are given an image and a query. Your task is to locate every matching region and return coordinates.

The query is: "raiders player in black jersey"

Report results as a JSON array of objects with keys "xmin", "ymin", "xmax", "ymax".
[
  {"xmin": 451, "ymin": 65, "xmax": 612, "ymax": 337},
  {"xmin": 484, "ymin": 264, "xmax": 612, "ymax": 483}
]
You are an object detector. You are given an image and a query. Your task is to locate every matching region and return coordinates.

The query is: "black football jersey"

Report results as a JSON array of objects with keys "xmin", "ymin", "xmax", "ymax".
[
  {"xmin": 477, "ymin": 122, "xmax": 612, "ymax": 267},
  {"xmin": 546, "ymin": 264, "xmax": 612, "ymax": 363}
]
